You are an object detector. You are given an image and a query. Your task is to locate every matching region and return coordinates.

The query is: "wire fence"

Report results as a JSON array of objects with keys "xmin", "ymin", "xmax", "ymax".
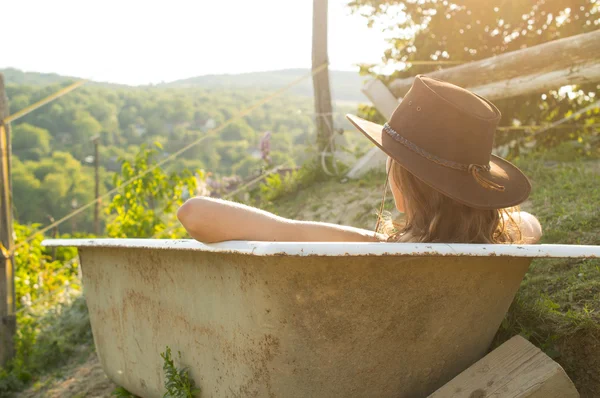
[{"xmin": 4, "ymin": 80, "xmax": 87, "ymax": 124}]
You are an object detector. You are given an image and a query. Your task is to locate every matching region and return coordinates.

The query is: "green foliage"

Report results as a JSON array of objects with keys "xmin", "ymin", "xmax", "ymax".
[
  {"xmin": 105, "ymin": 144, "xmax": 199, "ymax": 238},
  {"xmin": 349, "ymin": 0, "xmax": 597, "ymax": 75},
  {"xmin": 258, "ymin": 159, "xmax": 332, "ymax": 203},
  {"xmin": 5, "ymin": 77, "xmax": 364, "ymax": 234},
  {"xmin": 0, "ymin": 295, "xmax": 92, "ymax": 396},
  {"xmin": 12, "ymin": 152, "xmax": 101, "ymax": 234},
  {"xmin": 0, "ymin": 222, "xmax": 90, "ymax": 396},
  {"xmin": 161, "ymin": 347, "xmax": 200, "ymax": 398},
  {"xmin": 355, "ymin": 103, "xmax": 386, "ymax": 126},
  {"xmin": 112, "ymin": 386, "xmax": 139, "ymax": 397},
  {"xmin": 491, "ymin": 154, "xmax": 600, "ymax": 391},
  {"xmin": 14, "ymin": 223, "xmax": 79, "ymax": 312},
  {"xmin": 12, "ymin": 123, "xmax": 52, "ymax": 161},
  {"xmin": 350, "ymin": 0, "xmax": 600, "ymax": 154}
]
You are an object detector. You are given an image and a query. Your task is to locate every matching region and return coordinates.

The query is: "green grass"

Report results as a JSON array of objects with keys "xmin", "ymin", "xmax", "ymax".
[
  {"xmin": 497, "ymin": 154, "xmax": 599, "ymax": 396},
  {"xmin": 508, "ymin": 155, "xmax": 599, "ymax": 324},
  {"xmin": 0, "ymin": 295, "xmax": 93, "ymax": 396}
]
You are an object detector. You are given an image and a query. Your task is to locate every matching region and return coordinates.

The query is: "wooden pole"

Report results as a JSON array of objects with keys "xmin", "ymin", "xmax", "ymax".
[
  {"xmin": 47, "ymin": 215, "xmax": 57, "ymax": 261},
  {"xmin": 0, "ymin": 74, "xmax": 16, "ymax": 365},
  {"xmin": 389, "ymin": 30, "xmax": 600, "ymax": 101},
  {"xmin": 92, "ymin": 135, "xmax": 100, "ymax": 236},
  {"xmin": 312, "ymin": 0, "xmax": 334, "ymax": 152}
]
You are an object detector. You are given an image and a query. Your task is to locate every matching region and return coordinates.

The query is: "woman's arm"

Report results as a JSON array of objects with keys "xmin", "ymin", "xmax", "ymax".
[{"xmin": 177, "ymin": 197, "xmax": 385, "ymax": 243}]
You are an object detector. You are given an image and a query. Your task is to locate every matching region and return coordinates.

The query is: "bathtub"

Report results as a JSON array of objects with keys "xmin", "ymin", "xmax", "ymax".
[{"xmin": 42, "ymin": 239, "xmax": 600, "ymax": 398}]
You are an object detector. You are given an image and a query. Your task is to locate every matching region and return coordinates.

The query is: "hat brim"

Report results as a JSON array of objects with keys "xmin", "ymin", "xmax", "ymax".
[{"xmin": 346, "ymin": 114, "xmax": 531, "ymax": 210}]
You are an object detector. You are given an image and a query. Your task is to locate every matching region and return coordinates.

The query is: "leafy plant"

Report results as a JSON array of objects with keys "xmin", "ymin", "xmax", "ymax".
[
  {"xmin": 14, "ymin": 223, "xmax": 80, "ymax": 312},
  {"xmin": 112, "ymin": 386, "xmax": 139, "ymax": 397},
  {"xmin": 105, "ymin": 143, "xmax": 200, "ymax": 239},
  {"xmin": 0, "ymin": 221, "xmax": 90, "ymax": 396},
  {"xmin": 258, "ymin": 158, "xmax": 332, "ymax": 203},
  {"xmin": 161, "ymin": 347, "xmax": 200, "ymax": 398}
]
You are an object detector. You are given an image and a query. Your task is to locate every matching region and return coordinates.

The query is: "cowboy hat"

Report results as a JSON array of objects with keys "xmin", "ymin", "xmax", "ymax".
[{"xmin": 347, "ymin": 75, "xmax": 531, "ymax": 210}]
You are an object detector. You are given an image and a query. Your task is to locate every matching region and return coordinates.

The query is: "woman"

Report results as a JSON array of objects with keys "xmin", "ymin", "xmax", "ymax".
[{"xmin": 177, "ymin": 75, "xmax": 542, "ymax": 244}]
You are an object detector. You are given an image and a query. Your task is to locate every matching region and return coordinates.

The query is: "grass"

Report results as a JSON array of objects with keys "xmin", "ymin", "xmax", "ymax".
[
  {"xmin": 492, "ymin": 154, "xmax": 600, "ymax": 396},
  {"xmin": 0, "ymin": 295, "xmax": 93, "ymax": 396},
  {"xmin": 508, "ymin": 154, "xmax": 600, "ymax": 326}
]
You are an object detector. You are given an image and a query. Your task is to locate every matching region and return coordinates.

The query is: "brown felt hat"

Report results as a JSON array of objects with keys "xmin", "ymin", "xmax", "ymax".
[{"xmin": 347, "ymin": 75, "xmax": 531, "ymax": 210}]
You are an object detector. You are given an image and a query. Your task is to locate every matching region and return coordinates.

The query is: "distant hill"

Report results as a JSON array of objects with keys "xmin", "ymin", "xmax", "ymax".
[
  {"xmin": 0, "ymin": 67, "xmax": 75, "ymax": 86},
  {"xmin": 162, "ymin": 69, "xmax": 368, "ymax": 103},
  {"xmin": 1, "ymin": 67, "xmax": 369, "ymax": 103}
]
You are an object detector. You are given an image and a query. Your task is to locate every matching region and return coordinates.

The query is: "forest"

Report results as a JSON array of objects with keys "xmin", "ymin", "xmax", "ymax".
[{"xmin": 3, "ymin": 76, "xmax": 363, "ymax": 234}]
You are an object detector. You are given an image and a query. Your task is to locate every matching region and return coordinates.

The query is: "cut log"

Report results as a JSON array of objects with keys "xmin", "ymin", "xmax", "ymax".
[
  {"xmin": 362, "ymin": 79, "xmax": 400, "ymax": 119},
  {"xmin": 345, "ymin": 79, "xmax": 398, "ymax": 178},
  {"xmin": 389, "ymin": 30, "xmax": 600, "ymax": 101},
  {"xmin": 428, "ymin": 335, "xmax": 579, "ymax": 398}
]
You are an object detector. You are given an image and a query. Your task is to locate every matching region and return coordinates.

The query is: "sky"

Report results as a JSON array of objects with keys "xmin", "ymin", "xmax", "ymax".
[{"xmin": 1, "ymin": 0, "xmax": 391, "ymax": 85}]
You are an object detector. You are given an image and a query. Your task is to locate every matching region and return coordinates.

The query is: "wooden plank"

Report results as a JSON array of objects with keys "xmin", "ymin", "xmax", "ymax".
[
  {"xmin": 345, "ymin": 79, "xmax": 398, "ymax": 178},
  {"xmin": 428, "ymin": 335, "xmax": 579, "ymax": 398},
  {"xmin": 346, "ymin": 146, "xmax": 386, "ymax": 179},
  {"xmin": 389, "ymin": 30, "xmax": 600, "ymax": 100}
]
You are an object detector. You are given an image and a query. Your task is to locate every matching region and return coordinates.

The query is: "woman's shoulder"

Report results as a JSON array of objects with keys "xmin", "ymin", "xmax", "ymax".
[{"xmin": 508, "ymin": 211, "xmax": 543, "ymax": 244}]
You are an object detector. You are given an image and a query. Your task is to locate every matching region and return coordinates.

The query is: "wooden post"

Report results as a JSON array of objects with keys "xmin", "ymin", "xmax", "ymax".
[
  {"xmin": 47, "ymin": 215, "xmax": 57, "ymax": 261},
  {"xmin": 92, "ymin": 135, "xmax": 100, "ymax": 236},
  {"xmin": 312, "ymin": 0, "xmax": 334, "ymax": 152},
  {"xmin": 0, "ymin": 74, "xmax": 16, "ymax": 365},
  {"xmin": 388, "ymin": 30, "xmax": 600, "ymax": 101}
]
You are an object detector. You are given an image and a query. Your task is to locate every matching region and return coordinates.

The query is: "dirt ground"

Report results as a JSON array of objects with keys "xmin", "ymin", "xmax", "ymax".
[{"xmin": 19, "ymin": 351, "xmax": 116, "ymax": 398}]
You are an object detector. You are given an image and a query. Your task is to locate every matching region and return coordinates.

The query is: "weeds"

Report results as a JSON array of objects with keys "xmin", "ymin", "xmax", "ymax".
[
  {"xmin": 258, "ymin": 158, "xmax": 336, "ymax": 203},
  {"xmin": 161, "ymin": 347, "xmax": 200, "ymax": 398},
  {"xmin": 112, "ymin": 386, "xmax": 139, "ymax": 397},
  {"xmin": 0, "ymin": 295, "xmax": 92, "ymax": 396},
  {"xmin": 0, "ymin": 223, "xmax": 88, "ymax": 396}
]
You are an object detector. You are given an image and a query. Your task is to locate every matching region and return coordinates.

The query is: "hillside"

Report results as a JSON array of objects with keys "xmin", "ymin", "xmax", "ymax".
[
  {"xmin": 162, "ymin": 68, "xmax": 369, "ymax": 103},
  {"xmin": 1, "ymin": 71, "xmax": 368, "ymax": 234},
  {"xmin": 1, "ymin": 68, "xmax": 369, "ymax": 103},
  {"xmin": 0, "ymin": 68, "xmax": 75, "ymax": 86}
]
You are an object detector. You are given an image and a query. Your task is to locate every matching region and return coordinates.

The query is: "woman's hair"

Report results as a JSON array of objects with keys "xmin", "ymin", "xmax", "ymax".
[{"xmin": 383, "ymin": 162, "xmax": 522, "ymax": 244}]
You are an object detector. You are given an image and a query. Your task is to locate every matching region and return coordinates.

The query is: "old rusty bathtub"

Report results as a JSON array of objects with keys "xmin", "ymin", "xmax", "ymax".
[{"xmin": 42, "ymin": 239, "xmax": 600, "ymax": 398}]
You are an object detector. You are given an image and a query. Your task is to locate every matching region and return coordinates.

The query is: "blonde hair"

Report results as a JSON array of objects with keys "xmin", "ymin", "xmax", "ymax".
[{"xmin": 383, "ymin": 162, "xmax": 521, "ymax": 244}]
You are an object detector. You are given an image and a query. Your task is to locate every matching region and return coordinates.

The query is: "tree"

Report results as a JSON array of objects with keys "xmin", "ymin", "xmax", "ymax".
[
  {"xmin": 349, "ymin": 0, "xmax": 598, "ymax": 78},
  {"xmin": 12, "ymin": 123, "xmax": 52, "ymax": 161},
  {"xmin": 11, "ymin": 159, "xmax": 43, "ymax": 222},
  {"xmin": 350, "ymin": 0, "xmax": 600, "ymax": 154},
  {"xmin": 220, "ymin": 119, "xmax": 254, "ymax": 141}
]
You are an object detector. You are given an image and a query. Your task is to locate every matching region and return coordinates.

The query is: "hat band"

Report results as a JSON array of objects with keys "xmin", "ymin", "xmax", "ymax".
[{"xmin": 383, "ymin": 123, "xmax": 505, "ymax": 192}]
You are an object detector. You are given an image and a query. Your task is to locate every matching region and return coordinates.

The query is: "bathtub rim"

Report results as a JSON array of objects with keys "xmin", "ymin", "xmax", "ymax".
[{"xmin": 42, "ymin": 238, "xmax": 600, "ymax": 258}]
